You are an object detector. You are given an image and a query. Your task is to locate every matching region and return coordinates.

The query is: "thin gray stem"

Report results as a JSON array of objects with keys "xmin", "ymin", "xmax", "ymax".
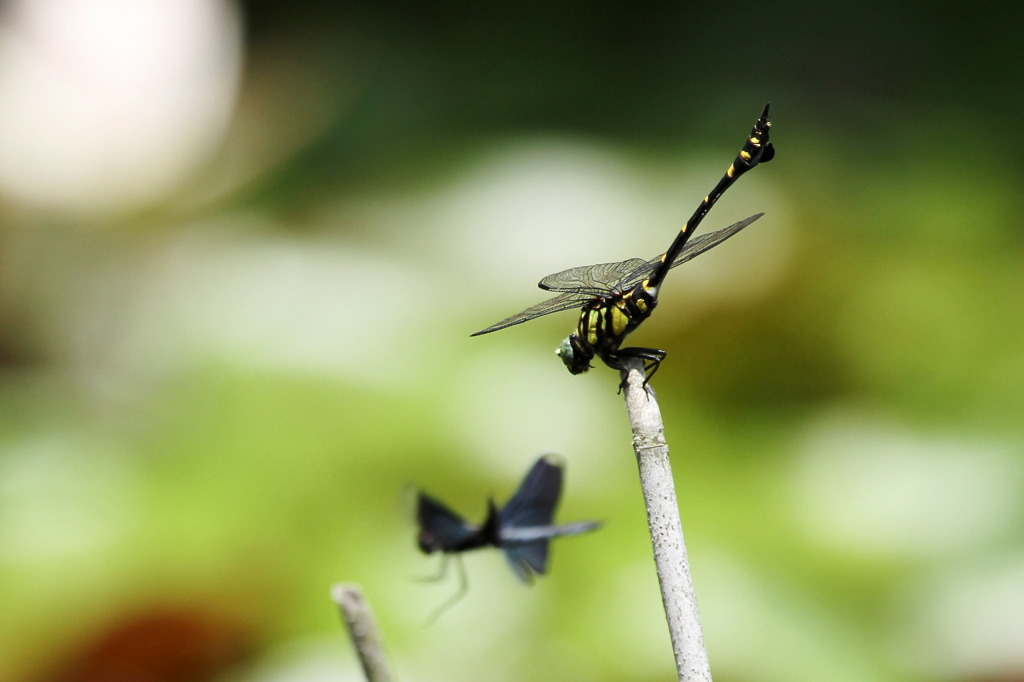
[
  {"xmin": 332, "ymin": 583, "xmax": 396, "ymax": 682},
  {"xmin": 620, "ymin": 358, "xmax": 711, "ymax": 682}
]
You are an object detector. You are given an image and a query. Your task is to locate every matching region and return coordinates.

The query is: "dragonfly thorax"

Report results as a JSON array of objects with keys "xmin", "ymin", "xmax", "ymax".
[{"xmin": 556, "ymin": 287, "xmax": 659, "ymax": 375}]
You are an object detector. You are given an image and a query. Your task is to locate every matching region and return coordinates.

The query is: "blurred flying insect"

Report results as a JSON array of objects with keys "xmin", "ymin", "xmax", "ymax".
[
  {"xmin": 473, "ymin": 104, "xmax": 775, "ymax": 383},
  {"xmin": 416, "ymin": 455, "xmax": 600, "ymax": 621}
]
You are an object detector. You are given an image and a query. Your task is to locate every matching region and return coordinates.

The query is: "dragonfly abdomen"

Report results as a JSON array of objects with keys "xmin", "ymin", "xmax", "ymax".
[
  {"xmin": 499, "ymin": 521, "xmax": 603, "ymax": 544},
  {"xmin": 641, "ymin": 103, "xmax": 773, "ymax": 294}
]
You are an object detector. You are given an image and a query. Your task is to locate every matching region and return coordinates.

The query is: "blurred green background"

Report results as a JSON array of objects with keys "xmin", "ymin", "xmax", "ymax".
[{"xmin": 1, "ymin": 1, "xmax": 1022, "ymax": 681}]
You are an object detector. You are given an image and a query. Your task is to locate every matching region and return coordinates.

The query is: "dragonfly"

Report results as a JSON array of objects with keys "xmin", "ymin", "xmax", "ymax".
[
  {"xmin": 473, "ymin": 103, "xmax": 775, "ymax": 383},
  {"xmin": 416, "ymin": 454, "xmax": 600, "ymax": 620}
]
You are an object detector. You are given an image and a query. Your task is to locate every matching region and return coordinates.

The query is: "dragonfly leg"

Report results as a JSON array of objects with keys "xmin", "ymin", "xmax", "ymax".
[
  {"xmin": 607, "ymin": 347, "xmax": 667, "ymax": 391},
  {"xmin": 423, "ymin": 555, "xmax": 469, "ymax": 625},
  {"xmin": 639, "ymin": 349, "xmax": 668, "ymax": 385},
  {"xmin": 415, "ymin": 554, "xmax": 450, "ymax": 583}
]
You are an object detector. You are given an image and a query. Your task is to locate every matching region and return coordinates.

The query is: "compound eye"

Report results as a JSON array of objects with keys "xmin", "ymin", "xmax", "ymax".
[
  {"xmin": 556, "ymin": 337, "xmax": 574, "ymax": 367},
  {"xmin": 418, "ymin": 532, "xmax": 437, "ymax": 554}
]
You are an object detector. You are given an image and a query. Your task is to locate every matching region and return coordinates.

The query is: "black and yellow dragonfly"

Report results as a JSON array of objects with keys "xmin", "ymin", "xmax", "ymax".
[{"xmin": 473, "ymin": 104, "xmax": 775, "ymax": 382}]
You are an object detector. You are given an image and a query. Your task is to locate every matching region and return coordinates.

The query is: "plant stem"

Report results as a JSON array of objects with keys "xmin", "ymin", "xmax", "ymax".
[
  {"xmin": 332, "ymin": 583, "xmax": 396, "ymax": 682},
  {"xmin": 620, "ymin": 358, "xmax": 711, "ymax": 682}
]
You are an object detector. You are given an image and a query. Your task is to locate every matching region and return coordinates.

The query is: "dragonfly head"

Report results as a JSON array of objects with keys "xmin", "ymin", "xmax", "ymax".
[
  {"xmin": 417, "ymin": 529, "xmax": 441, "ymax": 554},
  {"xmin": 556, "ymin": 335, "xmax": 593, "ymax": 375}
]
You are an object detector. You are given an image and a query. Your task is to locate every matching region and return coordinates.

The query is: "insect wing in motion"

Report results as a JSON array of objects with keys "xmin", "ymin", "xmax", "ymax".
[
  {"xmin": 500, "ymin": 454, "xmax": 564, "ymax": 529},
  {"xmin": 498, "ymin": 455, "xmax": 564, "ymax": 580},
  {"xmin": 416, "ymin": 493, "xmax": 479, "ymax": 554}
]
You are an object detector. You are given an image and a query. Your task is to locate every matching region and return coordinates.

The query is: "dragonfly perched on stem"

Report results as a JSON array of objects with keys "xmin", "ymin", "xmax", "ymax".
[
  {"xmin": 473, "ymin": 104, "xmax": 775, "ymax": 383},
  {"xmin": 416, "ymin": 454, "xmax": 600, "ymax": 621}
]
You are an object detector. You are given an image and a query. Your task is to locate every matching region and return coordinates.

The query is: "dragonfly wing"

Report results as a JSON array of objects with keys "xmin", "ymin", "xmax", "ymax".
[
  {"xmin": 503, "ymin": 542, "xmax": 549, "ymax": 582},
  {"xmin": 666, "ymin": 213, "xmax": 764, "ymax": 269},
  {"xmin": 471, "ymin": 292, "xmax": 588, "ymax": 336},
  {"xmin": 539, "ymin": 258, "xmax": 650, "ymax": 292},
  {"xmin": 619, "ymin": 213, "xmax": 765, "ymax": 290},
  {"xmin": 499, "ymin": 455, "xmax": 560, "ymax": 578},
  {"xmin": 498, "ymin": 457, "xmax": 598, "ymax": 580},
  {"xmin": 417, "ymin": 493, "xmax": 477, "ymax": 553},
  {"xmin": 500, "ymin": 455, "xmax": 564, "ymax": 530},
  {"xmin": 474, "ymin": 214, "xmax": 762, "ymax": 335}
]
